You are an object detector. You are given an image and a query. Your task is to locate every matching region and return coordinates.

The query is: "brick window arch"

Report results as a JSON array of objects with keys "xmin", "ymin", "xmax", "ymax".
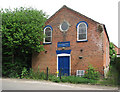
[
  {"xmin": 43, "ymin": 25, "xmax": 53, "ymax": 44},
  {"xmin": 76, "ymin": 21, "xmax": 88, "ymax": 41}
]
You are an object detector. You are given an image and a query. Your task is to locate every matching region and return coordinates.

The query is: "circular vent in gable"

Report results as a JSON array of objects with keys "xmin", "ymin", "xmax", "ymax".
[{"xmin": 60, "ymin": 21, "xmax": 70, "ymax": 32}]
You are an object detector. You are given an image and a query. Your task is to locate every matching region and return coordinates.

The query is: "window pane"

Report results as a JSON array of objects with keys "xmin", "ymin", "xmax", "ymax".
[
  {"xmin": 46, "ymin": 27, "xmax": 51, "ymax": 31},
  {"xmin": 79, "ymin": 34, "xmax": 86, "ymax": 40},
  {"xmin": 45, "ymin": 37, "xmax": 51, "ymax": 42},
  {"xmin": 45, "ymin": 30, "xmax": 51, "ymax": 36},
  {"xmin": 79, "ymin": 28, "xmax": 86, "ymax": 34},
  {"xmin": 79, "ymin": 23, "xmax": 86, "ymax": 28},
  {"xmin": 45, "ymin": 28, "xmax": 51, "ymax": 36},
  {"xmin": 79, "ymin": 23, "xmax": 86, "ymax": 34},
  {"xmin": 61, "ymin": 21, "xmax": 68, "ymax": 31}
]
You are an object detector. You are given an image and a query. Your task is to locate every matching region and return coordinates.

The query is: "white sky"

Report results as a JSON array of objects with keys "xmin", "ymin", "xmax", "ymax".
[{"xmin": 0, "ymin": 0, "xmax": 119, "ymax": 47}]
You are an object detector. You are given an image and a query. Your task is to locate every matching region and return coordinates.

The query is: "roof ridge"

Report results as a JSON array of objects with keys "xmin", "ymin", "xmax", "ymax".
[
  {"xmin": 65, "ymin": 5, "xmax": 100, "ymax": 24},
  {"xmin": 46, "ymin": 5, "xmax": 100, "ymax": 24}
]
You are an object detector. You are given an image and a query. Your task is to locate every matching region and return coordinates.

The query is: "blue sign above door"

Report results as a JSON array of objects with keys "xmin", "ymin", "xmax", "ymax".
[
  {"xmin": 57, "ymin": 41, "xmax": 70, "ymax": 48},
  {"xmin": 56, "ymin": 50, "xmax": 71, "ymax": 54}
]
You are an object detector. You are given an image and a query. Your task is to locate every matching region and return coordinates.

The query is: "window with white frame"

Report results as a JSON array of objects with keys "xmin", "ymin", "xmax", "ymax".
[
  {"xmin": 77, "ymin": 22, "xmax": 87, "ymax": 41},
  {"xmin": 43, "ymin": 26, "xmax": 52, "ymax": 43},
  {"xmin": 76, "ymin": 70, "xmax": 85, "ymax": 77}
]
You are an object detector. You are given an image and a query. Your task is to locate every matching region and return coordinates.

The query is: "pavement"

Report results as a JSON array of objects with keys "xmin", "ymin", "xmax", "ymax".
[{"xmin": 1, "ymin": 78, "xmax": 119, "ymax": 90}]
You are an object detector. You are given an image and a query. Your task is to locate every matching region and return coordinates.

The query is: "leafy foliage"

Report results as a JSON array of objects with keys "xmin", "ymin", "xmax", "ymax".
[
  {"xmin": 2, "ymin": 7, "xmax": 47, "ymax": 55},
  {"xmin": 115, "ymin": 57, "xmax": 120, "ymax": 72},
  {"xmin": 105, "ymin": 42, "xmax": 120, "ymax": 86},
  {"xmin": 2, "ymin": 61, "xmax": 27, "ymax": 78},
  {"xmin": 61, "ymin": 76, "xmax": 97, "ymax": 84},
  {"xmin": 50, "ymin": 75, "xmax": 60, "ymax": 83},
  {"xmin": 109, "ymin": 42, "xmax": 117, "ymax": 64},
  {"xmin": 109, "ymin": 42, "xmax": 117, "ymax": 57},
  {"xmin": 20, "ymin": 67, "xmax": 98, "ymax": 84},
  {"xmin": 1, "ymin": 7, "xmax": 47, "ymax": 77},
  {"xmin": 21, "ymin": 67, "xmax": 29, "ymax": 79},
  {"xmin": 114, "ymin": 57, "xmax": 120, "ymax": 85},
  {"xmin": 84, "ymin": 65, "xmax": 100, "ymax": 80},
  {"xmin": 21, "ymin": 67, "xmax": 47, "ymax": 80},
  {"xmin": 98, "ymin": 64, "xmax": 119, "ymax": 86}
]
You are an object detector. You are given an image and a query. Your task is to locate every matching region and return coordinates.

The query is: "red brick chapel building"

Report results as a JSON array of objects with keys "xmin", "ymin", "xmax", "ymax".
[{"xmin": 32, "ymin": 5, "xmax": 110, "ymax": 77}]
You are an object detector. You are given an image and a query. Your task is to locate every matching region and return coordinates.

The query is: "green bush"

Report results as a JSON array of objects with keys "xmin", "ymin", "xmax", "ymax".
[
  {"xmin": 65, "ymin": 76, "xmax": 97, "ymax": 84},
  {"xmin": 61, "ymin": 76, "xmax": 69, "ymax": 83},
  {"xmin": 21, "ymin": 67, "xmax": 47, "ymax": 80},
  {"xmin": 84, "ymin": 65, "xmax": 100, "ymax": 80},
  {"xmin": 19, "ymin": 66, "xmax": 98, "ymax": 84},
  {"xmin": 50, "ymin": 75, "xmax": 60, "ymax": 83},
  {"xmin": 21, "ymin": 67, "xmax": 29, "ymax": 79},
  {"xmin": 66, "ymin": 76, "xmax": 77, "ymax": 83},
  {"xmin": 28, "ymin": 68, "xmax": 35, "ymax": 79},
  {"xmin": 103, "ymin": 64, "xmax": 119, "ymax": 86},
  {"xmin": 115, "ymin": 57, "xmax": 120, "ymax": 72},
  {"xmin": 6, "ymin": 64, "xmax": 99, "ymax": 85},
  {"xmin": 39, "ymin": 72, "xmax": 46, "ymax": 80},
  {"xmin": 47, "ymin": 74, "xmax": 53, "ymax": 81},
  {"xmin": 116, "ymin": 57, "xmax": 120, "ymax": 85},
  {"xmin": 2, "ymin": 61, "xmax": 26, "ymax": 78},
  {"xmin": 50, "ymin": 75, "xmax": 97, "ymax": 84}
]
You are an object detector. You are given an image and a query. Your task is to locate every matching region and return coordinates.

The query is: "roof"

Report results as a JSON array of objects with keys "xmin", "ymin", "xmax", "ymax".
[
  {"xmin": 102, "ymin": 24, "xmax": 110, "ymax": 42},
  {"xmin": 112, "ymin": 43, "xmax": 120, "ymax": 54},
  {"xmin": 46, "ymin": 5, "xmax": 110, "ymax": 43},
  {"xmin": 46, "ymin": 5, "xmax": 100, "ymax": 24},
  {"xmin": 113, "ymin": 43, "xmax": 118, "ymax": 48}
]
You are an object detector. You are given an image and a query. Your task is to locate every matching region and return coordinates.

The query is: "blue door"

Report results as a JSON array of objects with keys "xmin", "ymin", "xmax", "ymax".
[{"xmin": 58, "ymin": 56, "xmax": 70, "ymax": 76}]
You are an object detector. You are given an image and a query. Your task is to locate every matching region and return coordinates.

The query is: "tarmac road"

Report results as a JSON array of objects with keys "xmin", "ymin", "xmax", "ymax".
[{"xmin": 1, "ymin": 78, "xmax": 118, "ymax": 90}]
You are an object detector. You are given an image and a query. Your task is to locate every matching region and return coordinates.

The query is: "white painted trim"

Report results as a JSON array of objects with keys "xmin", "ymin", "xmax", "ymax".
[
  {"xmin": 77, "ymin": 22, "xmax": 87, "ymax": 41},
  {"xmin": 57, "ymin": 54, "xmax": 70, "ymax": 56},
  {"xmin": 57, "ymin": 54, "xmax": 71, "ymax": 77},
  {"xmin": 43, "ymin": 27, "xmax": 52, "ymax": 43},
  {"xmin": 59, "ymin": 21, "xmax": 70, "ymax": 32}
]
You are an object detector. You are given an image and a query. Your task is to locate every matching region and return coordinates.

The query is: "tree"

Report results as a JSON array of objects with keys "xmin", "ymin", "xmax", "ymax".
[
  {"xmin": 1, "ymin": 7, "xmax": 47, "ymax": 77},
  {"xmin": 109, "ymin": 42, "xmax": 120, "ymax": 85},
  {"xmin": 109, "ymin": 42, "xmax": 117, "ymax": 64}
]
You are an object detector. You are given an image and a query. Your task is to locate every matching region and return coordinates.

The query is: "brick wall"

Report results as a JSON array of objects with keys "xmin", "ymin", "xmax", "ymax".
[
  {"xmin": 102, "ymin": 25, "xmax": 110, "ymax": 77},
  {"xmin": 118, "ymin": 48, "xmax": 120, "ymax": 54},
  {"xmin": 32, "ymin": 6, "xmax": 109, "ymax": 76},
  {"xmin": 113, "ymin": 44, "xmax": 118, "ymax": 54}
]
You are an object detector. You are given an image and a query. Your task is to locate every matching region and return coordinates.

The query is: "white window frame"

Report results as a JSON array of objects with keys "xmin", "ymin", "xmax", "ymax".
[
  {"xmin": 77, "ymin": 22, "xmax": 87, "ymax": 41},
  {"xmin": 76, "ymin": 70, "xmax": 85, "ymax": 77},
  {"xmin": 43, "ymin": 26, "xmax": 52, "ymax": 43}
]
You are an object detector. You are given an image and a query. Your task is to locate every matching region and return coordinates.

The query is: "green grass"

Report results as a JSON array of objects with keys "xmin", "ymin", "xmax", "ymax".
[{"xmin": 49, "ymin": 75, "xmax": 97, "ymax": 84}]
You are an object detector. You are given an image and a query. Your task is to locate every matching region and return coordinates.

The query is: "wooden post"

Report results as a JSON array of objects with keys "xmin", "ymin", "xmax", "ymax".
[
  {"xmin": 46, "ymin": 67, "xmax": 48, "ymax": 80},
  {"xmin": 60, "ymin": 68, "xmax": 62, "ymax": 80}
]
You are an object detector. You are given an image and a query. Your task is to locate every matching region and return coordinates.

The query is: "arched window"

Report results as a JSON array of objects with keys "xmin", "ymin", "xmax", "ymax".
[
  {"xmin": 43, "ymin": 25, "xmax": 52, "ymax": 43},
  {"xmin": 77, "ymin": 21, "xmax": 88, "ymax": 41}
]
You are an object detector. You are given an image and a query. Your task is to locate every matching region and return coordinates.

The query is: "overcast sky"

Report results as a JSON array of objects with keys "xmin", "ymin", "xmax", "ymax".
[{"xmin": 0, "ymin": 0, "xmax": 119, "ymax": 47}]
